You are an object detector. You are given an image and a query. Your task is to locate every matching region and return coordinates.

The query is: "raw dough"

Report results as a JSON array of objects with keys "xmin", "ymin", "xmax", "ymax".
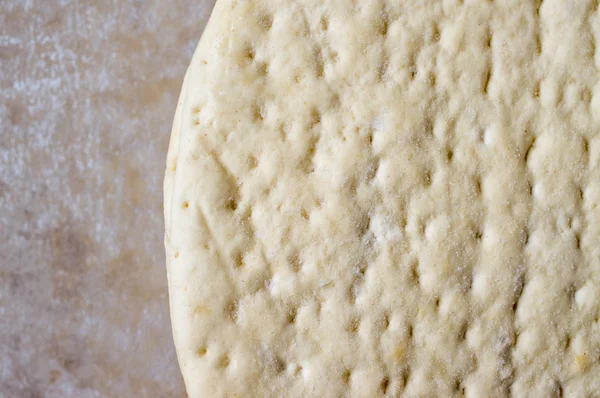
[{"xmin": 165, "ymin": 0, "xmax": 600, "ymax": 396}]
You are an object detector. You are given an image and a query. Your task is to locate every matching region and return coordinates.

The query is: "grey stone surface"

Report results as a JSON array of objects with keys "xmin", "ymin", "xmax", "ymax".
[{"xmin": 0, "ymin": 1, "xmax": 215, "ymax": 396}]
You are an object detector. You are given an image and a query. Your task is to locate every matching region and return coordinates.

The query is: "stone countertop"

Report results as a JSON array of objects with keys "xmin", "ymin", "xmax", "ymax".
[{"xmin": 0, "ymin": 1, "xmax": 215, "ymax": 396}]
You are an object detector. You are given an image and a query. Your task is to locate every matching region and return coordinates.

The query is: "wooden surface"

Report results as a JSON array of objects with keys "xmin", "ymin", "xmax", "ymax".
[{"xmin": 0, "ymin": 1, "xmax": 215, "ymax": 396}]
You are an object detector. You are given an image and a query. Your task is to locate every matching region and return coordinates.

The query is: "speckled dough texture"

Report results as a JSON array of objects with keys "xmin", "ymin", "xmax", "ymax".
[{"xmin": 165, "ymin": 0, "xmax": 600, "ymax": 396}]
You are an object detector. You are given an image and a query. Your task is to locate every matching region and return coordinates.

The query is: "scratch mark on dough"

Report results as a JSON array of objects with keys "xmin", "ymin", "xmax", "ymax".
[{"xmin": 196, "ymin": 203, "xmax": 240, "ymax": 294}]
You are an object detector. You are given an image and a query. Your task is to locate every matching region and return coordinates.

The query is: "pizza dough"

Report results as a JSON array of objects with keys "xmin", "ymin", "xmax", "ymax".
[{"xmin": 164, "ymin": 0, "xmax": 600, "ymax": 396}]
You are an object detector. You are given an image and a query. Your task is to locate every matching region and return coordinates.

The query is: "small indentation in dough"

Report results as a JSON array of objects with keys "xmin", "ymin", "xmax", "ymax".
[
  {"xmin": 256, "ymin": 62, "xmax": 268, "ymax": 77},
  {"xmin": 342, "ymin": 369, "xmax": 352, "ymax": 384},
  {"xmin": 566, "ymin": 284, "xmax": 576, "ymax": 306},
  {"xmin": 581, "ymin": 88, "xmax": 592, "ymax": 105},
  {"xmin": 434, "ymin": 296, "xmax": 441, "ymax": 310},
  {"xmin": 367, "ymin": 130, "xmax": 374, "ymax": 145},
  {"xmin": 197, "ymin": 346, "xmax": 207, "ymax": 356},
  {"xmin": 300, "ymin": 208, "xmax": 309, "ymax": 220},
  {"xmin": 310, "ymin": 108, "xmax": 321, "ymax": 127},
  {"xmin": 194, "ymin": 304, "xmax": 211, "ymax": 315},
  {"xmin": 290, "ymin": 363, "xmax": 303, "ymax": 376},
  {"xmin": 264, "ymin": 278, "xmax": 273, "ymax": 292},
  {"xmin": 524, "ymin": 136, "xmax": 536, "ymax": 163},
  {"xmin": 347, "ymin": 317, "xmax": 360, "ymax": 333},
  {"xmin": 330, "ymin": 51, "xmax": 339, "ymax": 63},
  {"xmin": 430, "ymin": 23, "xmax": 441, "ymax": 42},
  {"xmin": 474, "ymin": 176, "xmax": 482, "ymax": 195},
  {"xmin": 314, "ymin": 49, "xmax": 325, "ymax": 77},
  {"xmin": 407, "ymin": 324, "xmax": 414, "ymax": 339},
  {"xmin": 473, "ymin": 127, "xmax": 484, "ymax": 143},
  {"xmin": 417, "ymin": 218, "xmax": 428, "ymax": 238},
  {"xmin": 582, "ymin": 136, "xmax": 589, "ymax": 157},
  {"xmin": 356, "ymin": 213, "xmax": 371, "ymax": 238},
  {"xmin": 555, "ymin": 380, "xmax": 564, "ymax": 397},
  {"xmin": 245, "ymin": 46, "xmax": 256, "ymax": 62},
  {"xmin": 535, "ymin": 33, "xmax": 542, "ymax": 55},
  {"xmin": 482, "ymin": 65, "xmax": 492, "ymax": 94},
  {"xmin": 423, "ymin": 170, "xmax": 433, "ymax": 186},
  {"xmin": 320, "ymin": 15, "xmax": 329, "ymax": 31},
  {"xmin": 381, "ymin": 376, "xmax": 391, "ymax": 394},
  {"xmin": 356, "ymin": 263, "xmax": 368, "ymax": 278},
  {"xmin": 409, "ymin": 68, "xmax": 417, "ymax": 81},
  {"xmin": 329, "ymin": 92, "xmax": 340, "ymax": 108},
  {"xmin": 273, "ymin": 356, "xmax": 286, "ymax": 373},
  {"xmin": 399, "ymin": 214, "xmax": 408, "ymax": 231},
  {"xmin": 259, "ymin": 13, "xmax": 273, "ymax": 30},
  {"xmin": 226, "ymin": 300, "xmax": 239, "ymax": 322},
  {"xmin": 512, "ymin": 277, "xmax": 525, "ymax": 313},
  {"xmin": 377, "ymin": 13, "xmax": 389, "ymax": 36},
  {"xmin": 454, "ymin": 378, "xmax": 465, "ymax": 394},
  {"xmin": 253, "ymin": 105, "xmax": 264, "ymax": 121},
  {"xmin": 218, "ymin": 354, "xmax": 230, "ymax": 369},
  {"xmin": 429, "ymin": 73, "xmax": 437, "ymax": 88},
  {"xmin": 462, "ymin": 273, "xmax": 473, "ymax": 293},
  {"xmin": 183, "ymin": 201, "xmax": 189, "ymax": 209},
  {"xmin": 279, "ymin": 124, "xmax": 287, "ymax": 140},
  {"xmin": 233, "ymin": 252, "xmax": 244, "ymax": 268},
  {"xmin": 402, "ymin": 367, "xmax": 411, "ymax": 388},
  {"xmin": 457, "ymin": 322, "xmax": 468, "ymax": 341},
  {"xmin": 287, "ymin": 251, "xmax": 301, "ymax": 272},
  {"xmin": 174, "ymin": 252, "xmax": 179, "ymax": 259},
  {"xmin": 384, "ymin": 312, "xmax": 391, "ymax": 329},
  {"xmin": 533, "ymin": 81, "xmax": 541, "ymax": 98},
  {"xmin": 286, "ymin": 307, "xmax": 297, "ymax": 324},
  {"xmin": 410, "ymin": 260, "xmax": 420, "ymax": 285},
  {"xmin": 225, "ymin": 197, "xmax": 238, "ymax": 212},
  {"xmin": 446, "ymin": 147, "xmax": 454, "ymax": 162},
  {"xmin": 522, "ymin": 228, "xmax": 529, "ymax": 245},
  {"xmin": 422, "ymin": 117, "xmax": 434, "ymax": 136},
  {"xmin": 300, "ymin": 142, "xmax": 317, "ymax": 173},
  {"xmin": 248, "ymin": 155, "xmax": 258, "ymax": 170},
  {"xmin": 536, "ymin": 0, "xmax": 543, "ymax": 15},
  {"xmin": 366, "ymin": 158, "xmax": 379, "ymax": 180},
  {"xmin": 314, "ymin": 297, "xmax": 323, "ymax": 317},
  {"xmin": 566, "ymin": 216, "xmax": 574, "ymax": 230}
]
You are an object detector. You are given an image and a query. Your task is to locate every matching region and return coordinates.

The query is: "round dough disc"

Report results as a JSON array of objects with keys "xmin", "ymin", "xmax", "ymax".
[{"xmin": 165, "ymin": 1, "xmax": 600, "ymax": 396}]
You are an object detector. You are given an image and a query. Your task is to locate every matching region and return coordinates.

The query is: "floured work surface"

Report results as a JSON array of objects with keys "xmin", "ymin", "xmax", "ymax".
[{"xmin": 164, "ymin": 1, "xmax": 600, "ymax": 396}]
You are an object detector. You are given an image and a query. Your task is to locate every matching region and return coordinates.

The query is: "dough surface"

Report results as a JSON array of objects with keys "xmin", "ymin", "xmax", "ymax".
[{"xmin": 165, "ymin": 1, "xmax": 600, "ymax": 396}]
